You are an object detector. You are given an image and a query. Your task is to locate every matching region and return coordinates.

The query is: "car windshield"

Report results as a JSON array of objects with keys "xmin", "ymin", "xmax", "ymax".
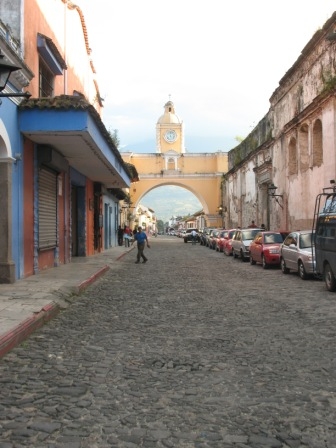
[
  {"xmin": 242, "ymin": 229, "xmax": 260, "ymax": 240},
  {"xmin": 264, "ymin": 233, "xmax": 283, "ymax": 244},
  {"xmin": 299, "ymin": 233, "xmax": 314, "ymax": 249}
]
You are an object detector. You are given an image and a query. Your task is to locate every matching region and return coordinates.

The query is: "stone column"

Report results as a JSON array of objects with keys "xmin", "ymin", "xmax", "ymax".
[{"xmin": 0, "ymin": 159, "xmax": 15, "ymax": 283}]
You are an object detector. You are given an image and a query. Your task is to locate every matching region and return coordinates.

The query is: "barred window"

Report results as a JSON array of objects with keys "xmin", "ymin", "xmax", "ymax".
[{"xmin": 39, "ymin": 57, "xmax": 54, "ymax": 97}]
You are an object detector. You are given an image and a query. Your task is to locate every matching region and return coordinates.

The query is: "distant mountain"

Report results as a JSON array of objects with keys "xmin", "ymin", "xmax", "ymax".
[
  {"xmin": 120, "ymin": 135, "xmax": 237, "ymax": 154},
  {"xmin": 140, "ymin": 186, "xmax": 202, "ymax": 224}
]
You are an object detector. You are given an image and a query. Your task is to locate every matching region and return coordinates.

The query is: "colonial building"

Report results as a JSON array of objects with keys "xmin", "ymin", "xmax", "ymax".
[
  {"xmin": 122, "ymin": 100, "xmax": 228, "ymax": 228},
  {"xmin": 0, "ymin": 0, "xmax": 131, "ymax": 283},
  {"xmin": 223, "ymin": 12, "xmax": 336, "ymax": 232}
]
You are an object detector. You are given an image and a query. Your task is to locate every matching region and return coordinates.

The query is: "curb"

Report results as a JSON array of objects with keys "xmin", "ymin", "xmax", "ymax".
[
  {"xmin": 0, "ymin": 302, "xmax": 60, "ymax": 359},
  {"xmin": 75, "ymin": 265, "xmax": 110, "ymax": 294},
  {"xmin": 0, "ymin": 264, "xmax": 114, "ymax": 359},
  {"xmin": 116, "ymin": 246, "xmax": 134, "ymax": 261}
]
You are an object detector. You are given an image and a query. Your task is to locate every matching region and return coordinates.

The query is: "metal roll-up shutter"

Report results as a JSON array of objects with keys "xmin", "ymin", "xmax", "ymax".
[{"xmin": 39, "ymin": 167, "xmax": 57, "ymax": 249}]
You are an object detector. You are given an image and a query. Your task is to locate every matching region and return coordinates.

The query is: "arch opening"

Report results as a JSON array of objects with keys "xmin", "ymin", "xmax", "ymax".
[{"xmin": 134, "ymin": 184, "xmax": 204, "ymax": 223}]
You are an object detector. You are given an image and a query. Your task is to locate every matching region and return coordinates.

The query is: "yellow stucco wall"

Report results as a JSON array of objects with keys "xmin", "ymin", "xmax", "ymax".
[{"xmin": 121, "ymin": 151, "xmax": 228, "ymax": 220}]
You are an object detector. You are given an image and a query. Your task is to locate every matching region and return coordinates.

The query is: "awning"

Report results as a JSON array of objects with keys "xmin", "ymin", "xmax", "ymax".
[{"xmin": 19, "ymin": 95, "xmax": 131, "ymax": 188}]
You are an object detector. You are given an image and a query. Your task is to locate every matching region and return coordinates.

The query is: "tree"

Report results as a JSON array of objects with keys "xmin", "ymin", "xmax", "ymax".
[
  {"xmin": 157, "ymin": 220, "xmax": 164, "ymax": 233},
  {"xmin": 109, "ymin": 128, "xmax": 120, "ymax": 149}
]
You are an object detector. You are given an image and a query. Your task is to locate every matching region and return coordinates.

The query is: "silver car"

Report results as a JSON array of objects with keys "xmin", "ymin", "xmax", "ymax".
[
  {"xmin": 280, "ymin": 230, "xmax": 315, "ymax": 280},
  {"xmin": 231, "ymin": 228, "xmax": 262, "ymax": 261}
]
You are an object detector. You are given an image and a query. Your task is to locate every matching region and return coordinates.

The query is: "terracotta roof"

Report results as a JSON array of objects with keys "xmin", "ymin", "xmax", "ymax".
[{"xmin": 64, "ymin": 1, "xmax": 91, "ymax": 55}]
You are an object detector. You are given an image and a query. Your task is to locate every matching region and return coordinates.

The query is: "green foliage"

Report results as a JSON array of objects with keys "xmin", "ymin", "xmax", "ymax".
[
  {"xmin": 323, "ymin": 76, "xmax": 336, "ymax": 93},
  {"xmin": 321, "ymin": 70, "xmax": 336, "ymax": 93},
  {"xmin": 234, "ymin": 150, "xmax": 242, "ymax": 165},
  {"xmin": 124, "ymin": 163, "xmax": 139, "ymax": 182},
  {"xmin": 245, "ymin": 135, "xmax": 258, "ymax": 151},
  {"xmin": 124, "ymin": 192, "xmax": 132, "ymax": 205},
  {"xmin": 108, "ymin": 128, "xmax": 120, "ymax": 149},
  {"xmin": 157, "ymin": 220, "xmax": 165, "ymax": 232}
]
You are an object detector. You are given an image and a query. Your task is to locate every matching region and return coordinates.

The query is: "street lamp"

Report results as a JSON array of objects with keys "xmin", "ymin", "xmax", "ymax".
[
  {"xmin": 0, "ymin": 50, "xmax": 31, "ymax": 99},
  {"xmin": 218, "ymin": 205, "xmax": 224, "ymax": 227},
  {"xmin": 268, "ymin": 183, "xmax": 283, "ymax": 208}
]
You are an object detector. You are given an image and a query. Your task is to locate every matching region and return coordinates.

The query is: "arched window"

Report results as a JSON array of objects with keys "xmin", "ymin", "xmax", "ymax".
[
  {"xmin": 288, "ymin": 137, "xmax": 297, "ymax": 175},
  {"xmin": 312, "ymin": 119, "xmax": 323, "ymax": 167},
  {"xmin": 298, "ymin": 123, "xmax": 309, "ymax": 172}
]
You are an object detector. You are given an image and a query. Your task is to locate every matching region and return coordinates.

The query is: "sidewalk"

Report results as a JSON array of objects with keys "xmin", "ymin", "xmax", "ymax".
[{"xmin": 0, "ymin": 245, "xmax": 134, "ymax": 359}]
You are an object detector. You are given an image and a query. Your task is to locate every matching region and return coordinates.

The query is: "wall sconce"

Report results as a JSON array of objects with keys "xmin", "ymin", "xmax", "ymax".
[
  {"xmin": 14, "ymin": 153, "xmax": 22, "ymax": 162},
  {"xmin": 268, "ymin": 183, "xmax": 283, "ymax": 208}
]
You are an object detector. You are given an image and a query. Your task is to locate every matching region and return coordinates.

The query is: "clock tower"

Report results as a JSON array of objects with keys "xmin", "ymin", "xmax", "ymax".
[{"xmin": 156, "ymin": 100, "xmax": 185, "ymax": 154}]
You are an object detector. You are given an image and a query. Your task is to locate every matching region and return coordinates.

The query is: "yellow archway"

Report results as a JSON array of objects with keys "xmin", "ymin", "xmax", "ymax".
[
  {"xmin": 121, "ymin": 151, "xmax": 228, "ymax": 226},
  {"xmin": 121, "ymin": 100, "xmax": 229, "ymax": 227}
]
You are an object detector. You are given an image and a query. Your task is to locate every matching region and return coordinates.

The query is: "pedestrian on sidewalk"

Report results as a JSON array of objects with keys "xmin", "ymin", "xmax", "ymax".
[
  {"xmin": 123, "ymin": 225, "xmax": 131, "ymax": 247},
  {"xmin": 133, "ymin": 226, "xmax": 150, "ymax": 264},
  {"xmin": 117, "ymin": 225, "xmax": 123, "ymax": 246}
]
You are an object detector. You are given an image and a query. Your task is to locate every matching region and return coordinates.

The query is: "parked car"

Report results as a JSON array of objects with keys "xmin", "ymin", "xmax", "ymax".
[
  {"xmin": 231, "ymin": 228, "xmax": 262, "ymax": 261},
  {"xmin": 199, "ymin": 228, "xmax": 215, "ymax": 246},
  {"xmin": 223, "ymin": 229, "xmax": 237, "ymax": 256},
  {"xmin": 216, "ymin": 230, "xmax": 228, "ymax": 252},
  {"xmin": 249, "ymin": 231, "xmax": 286, "ymax": 269},
  {"xmin": 211, "ymin": 229, "xmax": 224, "ymax": 250},
  {"xmin": 205, "ymin": 228, "xmax": 217, "ymax": 248},
  {"xmin": 183, "ymin": 228, "xmax": 200, "ymax": 243},
  {"xmin": 280, "ymin": 230, "xmax": 315, "ymax": 279}
]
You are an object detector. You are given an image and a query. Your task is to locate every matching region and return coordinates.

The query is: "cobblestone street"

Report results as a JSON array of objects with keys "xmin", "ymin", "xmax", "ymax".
[{"xmin": 0, "ymin": 236, "xmax": 336, "ymax": 448}]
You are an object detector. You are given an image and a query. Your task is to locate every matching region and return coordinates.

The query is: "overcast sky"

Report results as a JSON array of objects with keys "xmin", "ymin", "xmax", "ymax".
[{"xmin": 76, "ymin": 0, "xmax": 335, "ymax": 153}]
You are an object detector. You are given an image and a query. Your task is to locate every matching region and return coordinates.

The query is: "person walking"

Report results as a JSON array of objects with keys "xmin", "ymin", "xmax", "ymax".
[
  {"xmin": 123, "ymin": 225, "xmax": 131, "ymax": 247},
  {"xmin": 191, "ymin": 229, "xmax": 197, "ymax": 245},
  {"xmin": 117, "ymin": 225, "xmax": 123, "ymax": 246},
  {"xmin": 133, "ymin": 226, "xmax": 150, "ymax": 264}
]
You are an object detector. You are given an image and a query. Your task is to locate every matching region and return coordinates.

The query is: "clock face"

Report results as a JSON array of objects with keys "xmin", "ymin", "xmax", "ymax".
[{"xmin": 164, "ymin": 129, "xmax": 177, "ymax": 143}]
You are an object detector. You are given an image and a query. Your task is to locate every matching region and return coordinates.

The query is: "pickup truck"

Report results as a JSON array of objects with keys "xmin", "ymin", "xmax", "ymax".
[{"xmin": 183, "ymin": 229, "xmax": 200, "ymax": 243}]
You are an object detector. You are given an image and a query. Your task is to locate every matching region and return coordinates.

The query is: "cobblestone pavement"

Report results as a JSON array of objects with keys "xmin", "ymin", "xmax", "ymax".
[{"xmin": 0, "ymin": 236, "xmax": 336, "ymax": 448}]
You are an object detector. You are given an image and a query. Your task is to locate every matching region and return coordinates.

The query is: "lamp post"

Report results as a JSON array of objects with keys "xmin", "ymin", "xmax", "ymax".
[
  {"xmin": 218, "ymin": 205, "xmax": 224, "ymax": 228},
  {"xmin": 0, "ymin": 50, "xmax": 31, "ymax": 99},
  {"xmin": 268, "ymin": 183, "xmax": 283, "ymax": 209}
]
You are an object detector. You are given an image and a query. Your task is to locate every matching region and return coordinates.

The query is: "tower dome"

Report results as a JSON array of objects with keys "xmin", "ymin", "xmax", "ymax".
[{"xmin": 157, "ymin": 101, "xmax": 181, "ymax": 124}]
